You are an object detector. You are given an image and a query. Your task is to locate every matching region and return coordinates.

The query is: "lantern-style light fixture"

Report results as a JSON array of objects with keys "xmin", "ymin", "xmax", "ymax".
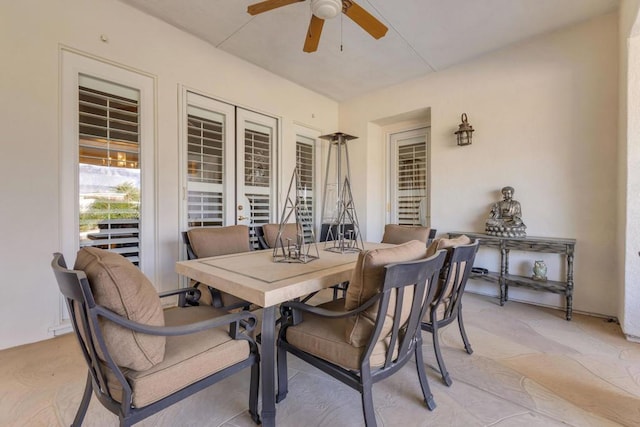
[{"xmin": 454, "ymin": 113, "xmax": 474, "ymax": 146}]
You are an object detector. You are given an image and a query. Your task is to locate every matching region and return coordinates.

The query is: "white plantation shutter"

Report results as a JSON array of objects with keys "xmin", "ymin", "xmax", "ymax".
[
  {"xmin": 390, "ymin": 128, "xmax": 430, "ymax": 227},
  {"xmin": 186, "ymin": 109, "xmax": 225, "ymax": 227},
  {"xmin": 296, "ymin": 136, "xmax": 316, "ymax": 242},
  {"xmin": 243, "ymin": 124, "xmax": 273, "ymax": 249},
  {"xmin": 397, "ymin": 142, "xmax": 427, "ymax": 226}
]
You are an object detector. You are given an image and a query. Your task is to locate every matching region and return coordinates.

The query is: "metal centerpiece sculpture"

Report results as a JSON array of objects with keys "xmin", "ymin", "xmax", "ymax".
[
  {"xmin": 320, "ymin": 132, "xmax": 364, "ymax": 253},
  {"xmin": 272, "ymin": 168, "xmax": 319, "ymax": 263}
]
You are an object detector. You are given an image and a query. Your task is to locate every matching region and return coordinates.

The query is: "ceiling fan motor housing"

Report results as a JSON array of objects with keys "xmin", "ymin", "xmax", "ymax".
[{"xmin": 311, "ymin": 0, "xmax": 342, "ymax": 20}]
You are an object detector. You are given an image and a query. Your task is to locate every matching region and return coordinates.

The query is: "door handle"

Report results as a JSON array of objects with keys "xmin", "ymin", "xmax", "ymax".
[{"xmin": 238, "ymin": 215, "xmax": 249, "ymax": 221}]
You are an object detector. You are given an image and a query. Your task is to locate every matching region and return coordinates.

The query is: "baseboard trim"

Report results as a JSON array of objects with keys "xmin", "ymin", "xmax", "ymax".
[
  {"xmin": 49, "ymin": 323, "xmax": 73, "ymax": 336},
  {"xmin": 464, "ymin": 289, "xmax": 618, "ymax": 323}
]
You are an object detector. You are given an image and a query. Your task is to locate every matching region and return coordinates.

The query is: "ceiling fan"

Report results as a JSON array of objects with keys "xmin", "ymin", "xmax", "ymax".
[{"xmin": 247, "ymin": 0, "xmax": 388, "ymax": 53}]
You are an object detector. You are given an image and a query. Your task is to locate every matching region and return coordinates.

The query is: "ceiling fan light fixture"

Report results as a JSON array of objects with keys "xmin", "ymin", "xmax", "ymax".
[{"xmin": 311, "ymin": 0, "xmax": 342, "ymax": 20}]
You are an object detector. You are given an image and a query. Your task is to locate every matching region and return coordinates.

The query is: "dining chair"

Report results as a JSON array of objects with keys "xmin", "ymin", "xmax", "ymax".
[
  {"xmin": 51, "ymin": 248, "xmax": 260, "ymax": 427},
  {"xmin": 276, "ymin": 241, "xmax": 447, "ymax": 427},
  {"xmin": 421, "ymin": 235, "xmax": 478, "ymax": 386},
  {"xmin": 326, "ymin": 224, "xmax": 436, "ymax": 301},
  {"xmin": 183, "ymin": 225, "xmax": 253, "ymax": 310}
]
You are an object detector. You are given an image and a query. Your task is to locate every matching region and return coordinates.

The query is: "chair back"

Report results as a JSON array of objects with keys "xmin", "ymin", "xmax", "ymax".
[
  {"xmin": 186, "ymin": 225, "xmax": 251, "ymax": 258},
  {"xmin": 262, "ymin": 223, "xmax": 298, "ymax": 248},
  {"xmin": 381, "ymin": 224, "xmax": 434, "ymax": 246},
  {"xmin": 363, "ymin": 250, "xmax": 446, "ymax": 370},
  {"xmin": 431, "ymin": 240, "xmax": 479, "ymax": 322},
  {"xmin": 183, "ymin": 226, "xmax": 253, "ymax": 308}
]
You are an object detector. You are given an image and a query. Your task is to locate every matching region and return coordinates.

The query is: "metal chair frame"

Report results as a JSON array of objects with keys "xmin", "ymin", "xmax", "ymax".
[
  {"xmin": 51, "ymin": 253, "xmax": 260, "ymax": 427},
  {"xmin": 276, "ymin": 251, "xmax": 447, "ymax": 427},
  {"xmin": 421, "ymin": 241, "xmax": 479, "ymax": 386}
]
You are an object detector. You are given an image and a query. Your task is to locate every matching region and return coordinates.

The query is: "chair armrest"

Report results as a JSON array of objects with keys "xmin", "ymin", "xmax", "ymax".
[
  {"xmin": 281, "ymin": 293, "xmax": 381, "ymax": 326},
  {"xmin": 93, "ymin": 305, "xmax": 257, "ymax": 337},
  {"xmin": 159, "ymin": 286, "xmax": 202, "ymax": 307},
  {"xmin": 158, "ymin": 287, "xmax": 201, "ymax": 299}
]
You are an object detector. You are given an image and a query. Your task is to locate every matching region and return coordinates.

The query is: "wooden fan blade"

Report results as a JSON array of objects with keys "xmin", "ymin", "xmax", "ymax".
[
  {"xmin": 342, "ymin": 0, "xmax": 388, "ymax": 39},
  {"xmin": 247, "ymin": 0, "xmax": 304, "ymax": 16},
  {"xmin": 303, "ymin": 15, "xmax": 324, "ymax": 53}
]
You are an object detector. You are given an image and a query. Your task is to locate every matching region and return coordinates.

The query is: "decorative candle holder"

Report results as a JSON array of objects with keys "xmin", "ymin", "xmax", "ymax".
[{"xmin": 273, "ymin": 169, "xmax": 319, "ymax": 264}]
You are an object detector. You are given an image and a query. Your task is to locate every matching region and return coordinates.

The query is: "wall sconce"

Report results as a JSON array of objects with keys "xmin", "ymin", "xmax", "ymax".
[{"xmin": 454, "ymin": 113, "xmax": 474, "ymax": 146}]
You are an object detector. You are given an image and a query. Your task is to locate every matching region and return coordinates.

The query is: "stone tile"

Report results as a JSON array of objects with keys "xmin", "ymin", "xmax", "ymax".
[{"xmin": 1, "ymin": 292, "xmax": 638, "ymax": 426}]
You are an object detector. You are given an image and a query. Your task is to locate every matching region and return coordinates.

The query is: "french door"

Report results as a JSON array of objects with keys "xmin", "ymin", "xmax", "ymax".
[
  {"xmin": 388, "ymin": 127, "xmax": 430, "ymax": 227},
  {"xmin": 183, "ymin": 91, "xmax": 278, "ymax": 249}
]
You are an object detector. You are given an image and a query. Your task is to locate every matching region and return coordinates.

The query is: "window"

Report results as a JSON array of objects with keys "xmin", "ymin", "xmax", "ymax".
[
  {"xmin": 77, "ymin": 77, "xmax": 141, "ymax": 264},
  {"xmin": 389, "ymin": 127, "xmax": 430, "ymax": 227}
]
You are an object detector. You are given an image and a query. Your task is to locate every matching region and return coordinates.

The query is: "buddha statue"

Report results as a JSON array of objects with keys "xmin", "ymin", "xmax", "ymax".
[{"xmin": 485, "ymin": 186, "xmax": 527, "ymax": 237}]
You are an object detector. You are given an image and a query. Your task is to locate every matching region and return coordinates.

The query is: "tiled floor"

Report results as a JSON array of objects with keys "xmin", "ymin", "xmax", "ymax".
[{"xmin": 1, "ymin": 292, "xmax": 639, "ymax": 426}]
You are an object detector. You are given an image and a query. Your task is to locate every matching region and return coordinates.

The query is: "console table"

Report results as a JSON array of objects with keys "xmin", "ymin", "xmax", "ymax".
[{"xmin": 448, "ymin": 232, "xmax": 576, "ymax": 320}]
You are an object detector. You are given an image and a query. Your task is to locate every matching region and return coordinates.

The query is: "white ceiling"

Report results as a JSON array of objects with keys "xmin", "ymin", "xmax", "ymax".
[{"xmin": 120, "ymin": 0, "xmax": 619, "ymax": 101}]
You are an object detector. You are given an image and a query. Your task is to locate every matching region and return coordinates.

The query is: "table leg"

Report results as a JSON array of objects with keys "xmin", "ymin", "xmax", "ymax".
[
  {"xmin": 504, "ymin": 249, "xmax": 510, "ymax": 302},
  {"xmin": 566, "ymin": 251, "xmax": 574, "ymax": 321},
  {"xmin": 499, "ymin": 246, "xmax": 507, "ymax": 305},
  {"xmin": 260, "ymin": 306, "xmax": 277, "ymax": 427}
]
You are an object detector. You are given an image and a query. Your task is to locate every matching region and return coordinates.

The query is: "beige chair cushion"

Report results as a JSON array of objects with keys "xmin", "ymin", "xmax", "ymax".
[
  {"xmin": 426, "ymin": 234, "xmax": 472, "ymax": 257},
  {"xmin": 344, "ymin": 240, "xmax": 427, "ymax": 347},
  {"xmin": 262, "ymin": 223, "xmax": 298, "ymax": 248},
  {"xmin": 284, "ymin": 299, "xmax": 393, "ymax": 371},
  {"xmin": 74, "ymin": 247, "xmax": 165, "ymax": 371},
  {"xmin": 424, "ymin": 235, "xmax": 472, "ymax": 322},
  {"xmin": 381, "ymin": 224, "xmax": 430, "ymax": 245},
  {"xmin": 105, "ymin": 306, "xmax": 250, "ymax": 407},
  {"xmin": 187, "ymin": 226, "xmax": 250, "ymax": 258}
]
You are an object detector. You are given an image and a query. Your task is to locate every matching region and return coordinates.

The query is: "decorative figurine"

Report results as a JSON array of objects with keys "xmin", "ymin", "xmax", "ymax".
[
  {"xmin": 532, "ymin": 260, "xmax": 548, "ymax": 281},
  {"xmin": 485, "ymin": 186, "xmax": 527, "ymax": 237}
]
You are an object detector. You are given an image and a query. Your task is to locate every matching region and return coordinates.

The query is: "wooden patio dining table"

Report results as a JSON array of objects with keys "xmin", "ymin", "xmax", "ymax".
[{"xmin": 176, "ymin": 242, "xmax": 390, "ymax": 427}]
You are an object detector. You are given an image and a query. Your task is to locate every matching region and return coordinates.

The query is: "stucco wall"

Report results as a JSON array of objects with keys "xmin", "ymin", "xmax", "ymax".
[
  {"xmin": 0, "ymin": 1, "xmax": 628, "ymax": 349},
  {"xmin": 0, "ymin": 0, "xmax": 338, "ymax": 349},
  {"xmin": 340, "ymin": 12, "xmax": 619, "ymax": 317}
]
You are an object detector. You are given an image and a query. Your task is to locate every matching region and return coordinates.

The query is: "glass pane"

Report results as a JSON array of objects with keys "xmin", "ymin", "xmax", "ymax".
[
  {"xmin": 78, "ymin": 85, "xmax": 141, "ymax": 265},
  {"xmin": 187, "ymin": 114, "xmax": 224, "ymax": 185},
  {"xmin": 244, "ymin": 128, "xmax": 271, "ymax": 188}
]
